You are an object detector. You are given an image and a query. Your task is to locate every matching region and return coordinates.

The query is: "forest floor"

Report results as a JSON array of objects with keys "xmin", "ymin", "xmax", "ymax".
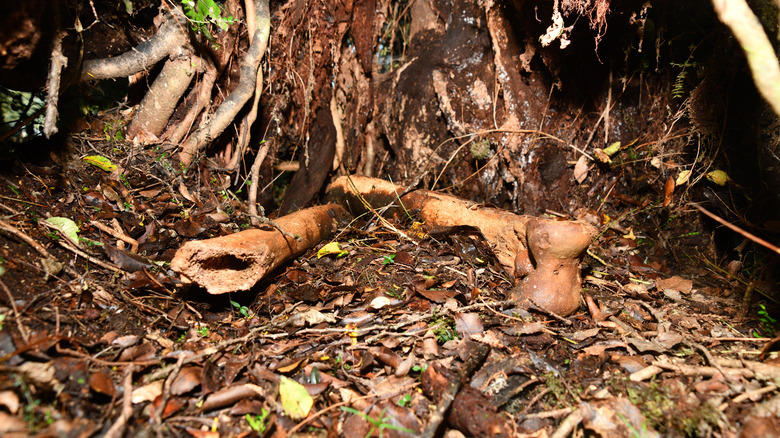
[{"xmin": 0, "ymin": 129, "xmax": 779, "ymax": 438}]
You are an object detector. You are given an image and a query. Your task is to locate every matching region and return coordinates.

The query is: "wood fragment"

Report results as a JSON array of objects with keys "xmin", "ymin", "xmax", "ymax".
[{"xmin": 421, "ymin": 343, "xmax": 507, "ymax": 437}]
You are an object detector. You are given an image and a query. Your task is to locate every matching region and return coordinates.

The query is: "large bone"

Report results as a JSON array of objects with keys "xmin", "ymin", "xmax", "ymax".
[
  {"xmin": 327, "ymin": 175, "xmax": 597, "ymax": 316},
  {"xmin": 170, "ymin": 204, "xmax": 349, "ymax": 294}
]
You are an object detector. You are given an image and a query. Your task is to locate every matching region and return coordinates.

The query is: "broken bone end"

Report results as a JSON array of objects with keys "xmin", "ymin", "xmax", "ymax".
[
  {"xmin": 171, "ymin": 241, "xmax": 272, "ymax": 294},
  {"xmin": 512, "ymin": 218, "xmax": 598, "ymax": 316}
]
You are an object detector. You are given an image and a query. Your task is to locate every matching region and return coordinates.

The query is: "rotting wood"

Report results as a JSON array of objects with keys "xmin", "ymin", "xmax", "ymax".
[
  {"xmin": 170, "ymin": 204, "xmax": 350, "ymax": 294},
  {"xmin": 327, "ymin": 175, "xmax": 597, "ymax": 316}
]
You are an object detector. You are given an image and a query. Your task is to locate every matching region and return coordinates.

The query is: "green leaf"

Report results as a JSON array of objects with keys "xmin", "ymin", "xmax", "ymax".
[
  {"xmin": 279, "ymin": 376, "xmax": 313, "ymax": 420},
  {"xmin": 83, "ymin": 155, "xmax": 117, "ymax": 172},
  {"xmin": 603, "ymin": 141, "xmax": 621, "ymax": 156},
  {"xmin": 706, "ymin": 170, "xmax": 731, "ymax": 186},
  {"xmin": 46, "ymin": 217, "xmax": 80, "ymax": 245},
  {"xmin": 317, "ymin": 241, "xmax": 348, "ymax": 258}
]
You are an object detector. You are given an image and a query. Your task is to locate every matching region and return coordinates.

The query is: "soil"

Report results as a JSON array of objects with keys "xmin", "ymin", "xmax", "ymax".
[
  {"xmin": 0, "ymin": 128, "xmax": 778, "ymax": 438},
  {"xmin": 1, "ymin": 0, "xmax": 780, "ymax": 437}
]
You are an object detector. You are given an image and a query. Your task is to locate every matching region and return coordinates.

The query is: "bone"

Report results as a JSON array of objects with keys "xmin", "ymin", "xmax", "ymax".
[
  {"xmin": 170, "ymin": 204, "xmax": 349, "ymax": 294},
  {"xmin": 327, "ymin": 175, "xmax": 597, "ymax": 316}
]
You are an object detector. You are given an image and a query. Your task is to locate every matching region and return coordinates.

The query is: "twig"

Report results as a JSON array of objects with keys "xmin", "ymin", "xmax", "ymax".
[
  {"xmin": 519, "ymin": 404, "xmax": 571, "ymax": 419},
  {"xmin": 0, "ymin": 218, "xmax": 56, "ymax": 260},
  {"xmin": 104, "ymin": 365, "xmax": 135, "ymax": 438},
  {"xmin": 143, "ymin": 304, "xmax": 303, "ymax": 382},
  {"xmin": 731, "ymin": 383, "xmax": 777, "ymax": 404},
  {"xmin": 479, "ymin": 296, "xmax": 559, "ymax": 335},
  {"xmin": 248, "ymin": 139, "xmax": 272, "ymax": 227},
  {"xmin": 0, "ymin": 279, "xmax": 30, "ymax": 343},
  {"xmin": 0, "ymin": 106, "xmax": 46, "ymax": 143},
  {"xmin": 550, "ymin": 408, "xmax": 583, "ymax": 438},
  {"xmin": 56, "ymin": 238, "xmax": 123, "ymax": 273},
  {"xmin": 527, "ymin": 298, "xmax": 573, "ymax": 326},
  {"xmin": 55, "ymin": 345, "xmax": 160, "ymax": 367},
  {"xmin": 91, "ymin": 220, "xmax": 139, "ymax": 252},
  {"xmin": 691, "ymin": 203, "xmax": 780, "ymax": 255},
  {"xmin": 155, "ymin": 355, "xmax": 186, "ymax": 424},
  {"xmin": 690, "ymin": 342, "xmax": 740, "ymax": 390},
  {"xmin": 345, "ymin": 175, "xmax": 416, "ymax": 243}
]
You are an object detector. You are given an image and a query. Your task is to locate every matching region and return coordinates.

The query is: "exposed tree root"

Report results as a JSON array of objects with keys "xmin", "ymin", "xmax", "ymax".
[
  {"xmin": 79, "ymin": 10, "xmax": 189, "ymax": 82},
  {"xmin": 711, "ymin": 0, "xmax": 780, "ymax": 117},
  {"xmin": 327, "ymin": 175, "xmax": 598, "ymax": 316},
  {"xmin": 179, "ymin": 0, "xmax": 271, "ymax": 166},
  {"xmin": 163, "ymin": 55, "xmax": 217, "ymax": 144},
  {"xmin": 44, "ymin": 31, "xmax": 67, "ymax": 138},
  {"xmin": 127, "ymin": 56, "xmax": 195, "ymax": 139}
]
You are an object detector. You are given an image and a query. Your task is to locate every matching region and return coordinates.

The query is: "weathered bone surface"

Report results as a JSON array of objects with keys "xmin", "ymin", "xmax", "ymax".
[
  {"xmin": 327, "ymin": 175, "xmax": 530, "ymax": 277},
  {"xmin": 170, "ymin": 175, "xmax": 596, "ymax": 314},
  {"xmin": 327, "ymin": 175, "xmax": 598, "ymax": 316},
  {"xmin": 170, "ymin": 204, "xmax": 349, "ymax": 294},
  {"xmin": 513, "ymin": 218, "xmax": 597, "ymax": 316}
]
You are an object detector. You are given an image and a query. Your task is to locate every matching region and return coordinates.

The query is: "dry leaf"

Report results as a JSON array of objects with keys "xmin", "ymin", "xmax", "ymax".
[
  {"xmin": 279, "ymin": 376, "xmax": 313, "ymax": 420},
  {"xmin": 594, "ymin": 148, "xmax": 612, "ymax": 163},
  {"xmin": 288, "ymin": 309, "xmax": 337, "ymax": 327},
  {"xmin": 132, "ymin": 380, "xmax": 164, "ymax": 404},
  {"xmin": 655, "ymin": 276, "xmax": 693, "ymax": 294},
  {"xmin": 663, "ymin": 176, "xmax": 675, "ymax": 207},
  {"xmin": 171, "ymin": 366, "xmax": 202, "ymax": 395},
  {"xmin": 568, "ymin": 328, "xmax": 601, "ymax": 342},
  {"xmin": 89, "ymin": 371, "xmax": 116, "ymax": 397},
  {"xmin": 676, "ymin": 170, "xmax": 691, "ymax": 186},
  {"xmin": 454, "ymin": 313, "xmax": 483, "ymax": 339},
  {"xmin": 574, "ymin": 155, "xmax": 589, "ymax": 183}
]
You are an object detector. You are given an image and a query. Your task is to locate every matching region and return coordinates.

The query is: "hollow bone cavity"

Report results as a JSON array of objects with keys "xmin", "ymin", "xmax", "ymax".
[{"xmin": 170, "ymin": 204, "xmax": 349, "ymax": 294}]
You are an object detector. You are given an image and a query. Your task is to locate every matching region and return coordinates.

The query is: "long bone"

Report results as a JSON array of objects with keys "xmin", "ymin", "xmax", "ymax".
[{"xmin": 327, "ymin": 175, "xmax": 597, "ymax": 316}]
